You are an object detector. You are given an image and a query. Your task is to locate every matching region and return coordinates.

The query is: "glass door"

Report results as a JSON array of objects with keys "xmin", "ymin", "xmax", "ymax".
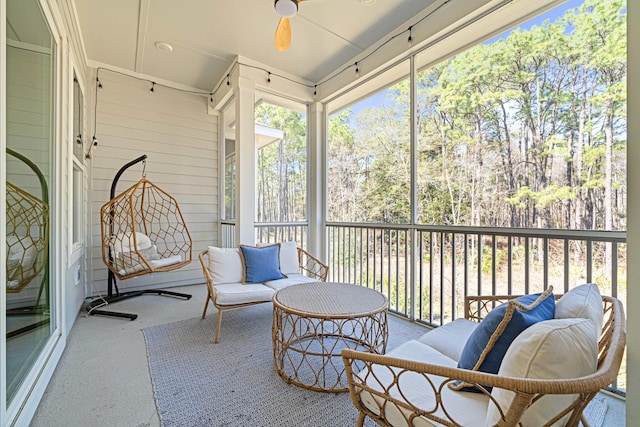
[{"xmin": 5, "ymin": 0, "xmax": 57, "ymax": 406}]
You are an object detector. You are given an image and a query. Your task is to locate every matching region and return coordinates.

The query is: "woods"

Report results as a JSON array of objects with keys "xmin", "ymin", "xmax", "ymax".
[
  {"xmin": 327, "ymin": 0, "xmax": 626, "ymax": 231},
  {"xmin": 253, "ymin": 1, "xmax": 626, "ymax": 232},
  {"xmin": 255, "ymin": 102, "xmax": 308, "ymax": 222}
]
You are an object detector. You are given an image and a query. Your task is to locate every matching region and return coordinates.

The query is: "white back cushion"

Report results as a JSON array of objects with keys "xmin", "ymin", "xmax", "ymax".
[
  {"xmin": 485, "ymin": 318, "xmax": 598, "ymax": 427},
  {"xmin": 279, "ymin": 241, "xmax": 300, "ymax": 275},
  {"xmin": 256, "ymin": 241, "xmax": 300, "ymax": 275},
  {"xmin": 207, "ymin": 246, "xmax": 243, "ymax": 284},
  {"xmin": 113, "ymin": 232, "xmax": 152, "ymax": 254},
  {"xmin": 555, "ymin": 283, "xmax": 603, "ymax": 336}
]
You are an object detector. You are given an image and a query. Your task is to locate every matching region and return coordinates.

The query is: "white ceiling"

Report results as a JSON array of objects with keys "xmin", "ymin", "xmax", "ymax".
[{"xmin": 73, "ymin": 0, "xmax": 437, "ymax": 91}]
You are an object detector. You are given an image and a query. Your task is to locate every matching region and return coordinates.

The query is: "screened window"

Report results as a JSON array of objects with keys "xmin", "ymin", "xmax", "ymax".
[
  {"xmin": 327, "ymin": 62, "xmax": 410, "ymax": 224},
  {"xmin": 255, "ymin": 99, "xmax": 308, "ymax": 223}
]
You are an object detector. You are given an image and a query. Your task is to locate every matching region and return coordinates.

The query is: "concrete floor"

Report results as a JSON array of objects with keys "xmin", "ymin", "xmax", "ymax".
[
  {"xmin": 30, "ymin": 283, "xmax": 626, "ymax": 426},
  {"xmin": 31, "ymin": 283, "xmax": 210, "ymax": 427}
]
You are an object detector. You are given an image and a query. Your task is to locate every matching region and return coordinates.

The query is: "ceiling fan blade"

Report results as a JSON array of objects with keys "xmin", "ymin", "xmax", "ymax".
[{"xmin": 274, "ymin": 17, "xmax": 292, "ymax": 52}]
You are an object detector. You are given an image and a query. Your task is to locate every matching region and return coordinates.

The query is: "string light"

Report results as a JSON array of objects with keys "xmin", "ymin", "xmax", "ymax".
[
  {"xmin": 87, "ymin": 0, "xmax": 455, "ymax": 155},
  {"xmin": 316, "ymin": 0, "xmax": 452, "ymax": 87},
  {"xmin": 96, "ymin": 67, "xmax": 220, "ymax": 103},
  {"xmin": 85, "ymin": 136, "xmax": 98, "ymax": 159},
  {"xmin": 89, "ymin": 73, "xmax": 102, "ymax": 159},
  {"xmin": 92, "ymin": 1, "xmax": 456, "ymax": 109},
  {"xmin": 86, "ymin": 0, "xmax": 489, "ymax": 164}
]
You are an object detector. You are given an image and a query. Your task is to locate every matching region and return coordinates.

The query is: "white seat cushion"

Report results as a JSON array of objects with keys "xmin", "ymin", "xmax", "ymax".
[
  {"xmin": 208, "ymin": 246, "xmax": 244, "ymax": 285},
  {"xmin": 485, "ymin": 318, "xmax": 598, "ymax": 427},
  {"xmin": 263, "ymin": 274, "xmax": 317, "ymax": 291},
  {"xmin": 417, "ymin": 318, "xmax": 478, "ymax": 362},
  {"xmin": 555, "ymin": 283, "xmax": 603, "ymax": 336},
  {"xmin": 214, "ymin": 283, "xmax": 274, "ymax": 306},
  {"xmin": 360, "ymin": 340, "xmax": 488, "ymax": 427}
]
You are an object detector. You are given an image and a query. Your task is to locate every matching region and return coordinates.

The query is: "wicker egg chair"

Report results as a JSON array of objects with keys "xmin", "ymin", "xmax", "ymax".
[
  {"xmin": 90, "ymin": 155, "xmax": 192, "ymax": 321},
  {"xmin": 101, "ymin": 178, "xmax": 192, "ymax": 280},
  {"xmin": 5, "ymin": 148, "xmax": 50, "ymax": 338},
  {"xmin": 5, "ymin": 148, "xmax": 49, "ymax": 297},
  {"xmin": 6, "ymin": 181, "xmax": 49, "ymax": 293}
]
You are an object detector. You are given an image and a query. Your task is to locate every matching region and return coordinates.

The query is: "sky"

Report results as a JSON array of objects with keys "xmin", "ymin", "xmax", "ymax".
[
  {"xmin": 485, "ymin": 0, "xmax": 585, "ymax": 44},
  {"xmin": 343, "ymin": 0, "xmax": 587, "ymax": 118}
]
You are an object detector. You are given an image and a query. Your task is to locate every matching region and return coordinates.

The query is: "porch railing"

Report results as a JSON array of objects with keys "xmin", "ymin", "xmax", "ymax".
[
  {"xmin": 220, "ymin": 220, "xmax": 309, "ymax": 250},
  {"xmin": 229, "ymin": 221, "xmax": 625, "ymax": 323},
  {"xmin": 327, "ymin": 223, "xmax": 626, "ymax": 323},
  {"xmin": 221, "ymin": 220, "xmax": 236, "ymax": 248},
  {"xmin": 256, "ymin": 222, "xmax": 308, "ymax": 248}
]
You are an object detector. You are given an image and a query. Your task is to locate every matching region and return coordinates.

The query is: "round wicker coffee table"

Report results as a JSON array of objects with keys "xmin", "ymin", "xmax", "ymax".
[{"xmin": 272, "ymin": 282, "xmax": 388, "ymax": 393}]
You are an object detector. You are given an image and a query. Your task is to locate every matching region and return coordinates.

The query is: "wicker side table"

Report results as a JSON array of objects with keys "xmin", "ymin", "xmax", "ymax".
[{"xmin": 272, "ymin": 282, "xmax": 388, "ymax": 393}]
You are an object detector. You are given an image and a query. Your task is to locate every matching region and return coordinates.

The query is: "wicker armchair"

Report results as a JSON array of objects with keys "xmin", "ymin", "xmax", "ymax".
[
  {"xmin": 342, "ymin": 294, "xmax": 625, "ymax": 427},
  {"xmin": 199, "ymin": 246, "xmax": 328, "ymax": 343}
]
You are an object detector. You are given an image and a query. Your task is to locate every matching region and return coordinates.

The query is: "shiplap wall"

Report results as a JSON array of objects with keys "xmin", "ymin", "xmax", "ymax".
[{"xmin": 89, "ymin": 71, "xmax": 218, "ymax": 295}]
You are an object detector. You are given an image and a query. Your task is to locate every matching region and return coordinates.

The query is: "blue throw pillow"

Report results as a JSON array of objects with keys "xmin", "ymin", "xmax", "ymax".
[
  {"xmin": 239, "ymin": 244, "xmax": 285, "ymax": 283},
  {"xmin": 452, "ymin": 288, "xmax": 555, "ymax": 392}
]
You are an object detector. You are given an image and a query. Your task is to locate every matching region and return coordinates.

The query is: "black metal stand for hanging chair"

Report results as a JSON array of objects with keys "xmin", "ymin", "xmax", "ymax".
[{"xmin": 87, "ymin": 155, "xmax": 192, "ymax": 320}]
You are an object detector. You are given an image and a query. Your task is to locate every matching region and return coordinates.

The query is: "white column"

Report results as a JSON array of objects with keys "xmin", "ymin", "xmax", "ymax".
[
  {"xmin": 234, "ymin": 76, "xmax": 256, "ymax": 245},
  {"xmin": 308, "ymin": 101, "xmax": 325, "ymax": 262},
  {"xmin": 627, "ymin": 0, "xmax": 639, "ymax": 423}
]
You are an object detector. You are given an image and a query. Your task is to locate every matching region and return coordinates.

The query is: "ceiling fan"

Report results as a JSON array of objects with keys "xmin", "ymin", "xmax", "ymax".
[{"xmin": 273, "ymin": 0, "xmax": 303, "ymax": 52}]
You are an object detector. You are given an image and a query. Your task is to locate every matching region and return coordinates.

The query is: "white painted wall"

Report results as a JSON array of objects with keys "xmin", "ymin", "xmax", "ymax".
[{"xmin": 87, "ymin": 71, "xmax": 218, "ymax": 296}]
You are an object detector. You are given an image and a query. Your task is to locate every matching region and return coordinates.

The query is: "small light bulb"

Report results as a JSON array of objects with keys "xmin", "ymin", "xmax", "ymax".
[
  {"xmin": 408, "ymin": 27, "xmax": 413, "ymax": 48},
  {"xmin": 355, "ymin": 63, "xmax": 360, "ymax": 78},
  {"xmin": 313, "ymin": 85, "xmax": 317, "ymax": 99}
]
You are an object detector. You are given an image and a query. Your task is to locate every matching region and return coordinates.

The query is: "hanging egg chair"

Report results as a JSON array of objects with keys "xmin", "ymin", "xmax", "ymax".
[
  {"xmin": 6, "ymin": 181, "xmax": 49, "ymax": 293},
  {"xmin": 101, "ymin": 177, "xmax": 192, "ymax": 280},
  {"xmin": 89, "ymin": 155, "xmax": 192, "ymax": 321}
]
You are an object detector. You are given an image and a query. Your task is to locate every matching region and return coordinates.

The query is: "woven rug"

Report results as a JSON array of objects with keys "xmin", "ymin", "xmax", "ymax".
[
  {"xmin": 580, "ymin": 396, "xmax": 608, "ymax": 427},
  {"xmin": 143, "ymin": 304, "xmax": 609, "ymax": 427},
  {"xmin": 142, "ymin": 303, "xmax": 426, "ymax": 426}
]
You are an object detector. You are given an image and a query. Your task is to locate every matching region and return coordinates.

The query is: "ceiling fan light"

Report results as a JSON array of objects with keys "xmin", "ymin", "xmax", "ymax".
[{"xmin": 275, "ymin": 0, "xmax": 298, "ymax": 18}]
